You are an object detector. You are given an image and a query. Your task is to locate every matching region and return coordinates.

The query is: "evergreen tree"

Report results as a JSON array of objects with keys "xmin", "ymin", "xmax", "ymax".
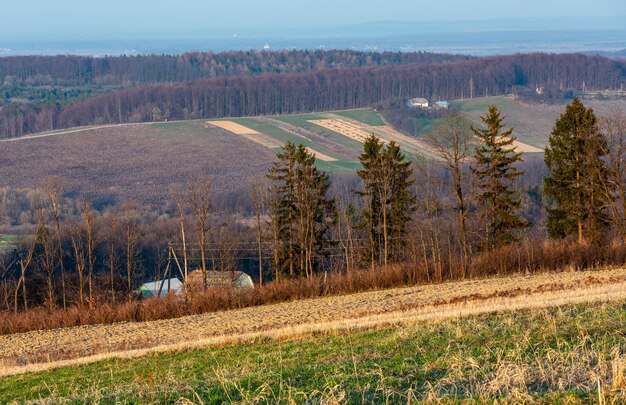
[
  {"xmin": 544, "ymin": 98, "xmax": 610, "ymax": 242},
  {"xmin": 356, "ymin": 135, "xmax": 416, "ymax": 267},
  {"xmin": 385, "ymin": 141, "xmax": 417, "ymax": 261},
  {"xmin": 267, "ymin": 141, "xmax": 335, "ymax": 279},
  {"xmin": 471, "ymin": 105, "xmax": 527, "ymax": 250}
]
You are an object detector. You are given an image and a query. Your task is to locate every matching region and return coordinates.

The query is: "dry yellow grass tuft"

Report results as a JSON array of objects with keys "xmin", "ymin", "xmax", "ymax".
[{"xmin": 1, "ymin": 268, "xmax": 626, "ymax": 377}]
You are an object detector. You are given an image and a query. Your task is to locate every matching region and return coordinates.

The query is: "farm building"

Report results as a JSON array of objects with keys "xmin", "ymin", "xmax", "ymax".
[
  {"xmin": 138, "ymin": 277, "xmax": 183, "ymax": 298},
  {"xmin": 408, "ymin": 97, "xmax": 429, "ymax": 108},
  {"xmin": 434, "ymin": 101, "xmax": 450, "ymax": 109},
  {"xmin": 187, "ymin": 269, "xmax": 254, "ymax": 289}
]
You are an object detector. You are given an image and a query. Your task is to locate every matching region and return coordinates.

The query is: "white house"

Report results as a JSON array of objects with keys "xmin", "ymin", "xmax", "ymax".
[
  {"xmin": 408, "ymin": 97, "xmax": 429, "ymax": 108},
  {"xmin": 434, "ymin": 101, "xmax": 450, "ymax": 109}
]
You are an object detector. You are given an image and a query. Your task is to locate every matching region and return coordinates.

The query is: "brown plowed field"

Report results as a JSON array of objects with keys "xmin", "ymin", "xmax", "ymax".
[
  {"xmin": 2, "ymin": 268, "xmax": 625, "ymax": 376},
  {"xmin": 0, "ymin": 121, "xmax": 274, "ymax": 207}
]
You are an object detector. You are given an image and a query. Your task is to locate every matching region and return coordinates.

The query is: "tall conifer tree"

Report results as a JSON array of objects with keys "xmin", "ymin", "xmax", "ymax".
[
  {"xmin": 356, "ymin": 135, "xmax": 416, "ymax": 267},
  {"xmin": 267, "ymin": 141, "xmax": 335, "ymax": 278},
  {"xmin": 544, "ymin": 98, "xmax": 610, "ymax": 242},
  {"xmin": 471, "ymin": 105, "xmax": 527, "ymax": 250}
]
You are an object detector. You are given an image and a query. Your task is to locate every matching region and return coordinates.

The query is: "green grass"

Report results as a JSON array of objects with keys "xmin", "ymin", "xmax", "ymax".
[
  {"xmin": 2, "ymin": 301, "xmax": 625, "ymax": 403},
  {"xmin": 332, "ymin": 109, "xmax": 386, "ymax": 126}
]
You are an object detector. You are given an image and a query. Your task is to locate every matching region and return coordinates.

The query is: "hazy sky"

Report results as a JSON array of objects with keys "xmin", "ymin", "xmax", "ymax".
[{"xmin": 2, "ymin": 0, "xmax": 625, "ymax": 37}]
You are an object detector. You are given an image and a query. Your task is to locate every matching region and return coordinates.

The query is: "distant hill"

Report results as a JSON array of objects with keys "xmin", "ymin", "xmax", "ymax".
[{"xmin": 1, "ymin": 53, "xmax": 624, "ymax": 139}]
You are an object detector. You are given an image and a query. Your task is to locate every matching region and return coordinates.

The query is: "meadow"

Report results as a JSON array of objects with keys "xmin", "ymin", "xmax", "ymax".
[{"xmin": 1, "ymin": 298, "xmax": 624, "ymax": 403}]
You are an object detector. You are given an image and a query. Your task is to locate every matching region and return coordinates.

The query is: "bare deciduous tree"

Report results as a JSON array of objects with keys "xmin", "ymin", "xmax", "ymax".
[
  {"xmin": 600, "ymin": 110, "xmax": 626, "ymax": 242},
  {"xmin": 43, "ymin": 176, "xmax": 67, "ymax": 309},
  {"xmin": 69, "ymin": 219, "xmax": 87, "ymax": 307},
  {"xmin": 185, "ymin": 175, "xmax": 212, "ymax": 289},
  {"xmin": 248, "ymin": 175, "xmax": 268, "ymax": 286},
  {"xmin": 123, "ymin": 204, "xmax": 139, "ymax": 301},
  {"xmin": 427, "ymin": 114, "xmax": 474, "ymax": 276}
]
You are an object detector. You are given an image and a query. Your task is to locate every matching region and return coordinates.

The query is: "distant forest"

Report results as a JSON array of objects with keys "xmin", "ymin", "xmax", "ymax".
[
  {"xmin": 0, "ymin": 50, "xmax": 474, "ymax": 86},
  {"xmin": 1, "ymin": 52, "xmax": 625, "ymax": 137}
]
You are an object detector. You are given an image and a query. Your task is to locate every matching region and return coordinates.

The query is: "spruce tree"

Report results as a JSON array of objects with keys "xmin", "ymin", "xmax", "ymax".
[
  {"xmin": 356, "ymin": 135, "xmax": 416, "ymax": 267},
  {"xmin": 471, "ymin": 105, "xmax": 527, "ymax": 250},
  {"xmin": 267, "ymin": 141, "xmax": 335, "ymax": 279},
  {"xmin": 544, "ymin": 98, "xmax": 610, "ymax": 242}
]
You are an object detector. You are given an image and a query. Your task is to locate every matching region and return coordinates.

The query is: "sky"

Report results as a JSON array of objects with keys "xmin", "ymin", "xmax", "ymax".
[{"xmin": 1, "ymin": 0, "xmax": 625, "ymax": 38}]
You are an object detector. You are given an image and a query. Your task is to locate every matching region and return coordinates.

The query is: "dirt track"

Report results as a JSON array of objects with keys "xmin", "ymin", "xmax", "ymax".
[{"xmin": 1, "ymin": 268, "xmax": 626, "ymax": 376}]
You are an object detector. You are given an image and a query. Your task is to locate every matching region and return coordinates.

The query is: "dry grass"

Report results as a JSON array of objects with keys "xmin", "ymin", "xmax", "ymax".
[{"xmin": 1, "ymin": 267, "xmax": 625, "ymax": 377}]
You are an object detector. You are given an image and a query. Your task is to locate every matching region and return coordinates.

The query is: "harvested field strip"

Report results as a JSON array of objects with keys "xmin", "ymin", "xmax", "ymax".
[
  {"xmin": 309, "ymin": 119, "xmax": 378, "ymax": 143},
  {"xmin": 2, "ymin": 268, "xmax": 626, "ymax": 376},
  {"xmin": 305, "ymin": 147, "xmax": 337, "ymax": 161},
  {"xmin": 206, "ymin": 120, "xmax": 259, "ymax": 135},
  {"xmin": 206, "ymin": 120, "xmax": 283, "ymax": 149}
]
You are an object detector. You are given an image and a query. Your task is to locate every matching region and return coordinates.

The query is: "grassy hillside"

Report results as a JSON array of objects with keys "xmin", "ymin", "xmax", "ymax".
[
  {"xmin": 2, "ymin": 100, "xmax": 623, "ymax": 207},
  {"xmin": 453, "ymin": 96, "xmax": 562, "ymax": 148},
  {"xmin": 2, "ymin": 300, "xmax": 624, "ymax": 403}
]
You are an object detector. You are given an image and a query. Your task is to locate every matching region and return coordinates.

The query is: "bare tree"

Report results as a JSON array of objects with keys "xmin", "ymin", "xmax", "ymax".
[
  {"xmin": 600, "ymin": 110, "xmax": 626, "ymax": 242},
  {"xmin": 69, "ymin": 219, "xmax": 87, "ymax": 307},
  {"xmin": 104, "ymin": 210, "xmax": 120, "ymax": 304},
  {"xmin": 170, "ymin": 185, "xmax": 189, "ymax": 290},
  {"xmin": 14, "ymin": 233, "xmax": 38, "ymax": 312},
  {"xmin": 335, "ymin": 189, "xmax": 357, "ymax": 274},
  {"xmin": 35, "ymin": 207, "xmax": 56, "ymax": 311},
  {"xmin": 43, "ymin": 176, "xmax": 67, "ymax": 309},
  {"xmin": 248, "ymin": 175, "xmax": 268, "ymax": 285},
  {"xmin": 123, "ymin": 204, "xmax": 139, "ymax": 301},
  {"xmin": 80, "ymin": 200, "xmax": 96, "ymax": 308},
  {"xmin": 427, "ymin": 114, "xmax": 474, "ymax": 276},
  {"xmin": 185, "ymin": 175, "xmax": 212, "ymax": 289}
]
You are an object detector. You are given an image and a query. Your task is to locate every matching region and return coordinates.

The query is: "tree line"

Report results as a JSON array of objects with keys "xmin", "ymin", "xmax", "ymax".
[
  {"xmin": 0, "ymin": 50, "xmax": 473, "ymax": 87},
  {"xmin": 1, "ymin": 53, "xmax": 624, "ymax": 137},
  {"xmin": 2, "ymin": 99, "xmax": 625, "ymax": 318}
]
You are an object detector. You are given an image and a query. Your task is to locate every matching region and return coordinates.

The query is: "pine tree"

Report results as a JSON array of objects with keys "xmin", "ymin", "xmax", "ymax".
[
  {"xmin": 471, "ymin": 105, "xmax": 527, "ymax": 250},
  {"xmin": 356, "ymin": 136, "xmax": 384, "ymax": 269},
  {"xmin": 267, "ymin": 142, "xmax": 298, "ymax": 278},
  {"xmin": 544, "ymin": 98, "xmax": 610, "ymax": 242},
  {"xmin": 356, "ymin": 135, "xmax": 416, "ymax": 267},
  {"xmin": 385, "ymin": 141, "xmax": 416, "ymax": 261},
  {"xmin": 267, "ymin": 141, "xmax": 335, "ymax": 279}
]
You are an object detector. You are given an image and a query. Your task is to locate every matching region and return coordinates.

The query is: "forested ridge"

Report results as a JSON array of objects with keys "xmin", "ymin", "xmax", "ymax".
[
  {"xmin": 0, "ymin": 50, "xmax": 473, "ymax": 86},
  {"xmin": 1, "ymin": 52, "xmax": 624, "ymax": 137}
]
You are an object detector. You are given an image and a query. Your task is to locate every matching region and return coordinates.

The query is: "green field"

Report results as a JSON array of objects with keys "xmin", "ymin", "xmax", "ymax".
[
  {"xmin": 0, "ymin": 234, "xmax": 18, "ymax": 254},
  {"xmin": 332, "ymin": 108, "xmax": 386, "ymax": 126},
  {"xmin": 453, "ymin": 96, "xmax": 562, "ymax": 148},
  {"xmin": 2, "ymin": 300, "xmax": 624, "ymax": 403}
]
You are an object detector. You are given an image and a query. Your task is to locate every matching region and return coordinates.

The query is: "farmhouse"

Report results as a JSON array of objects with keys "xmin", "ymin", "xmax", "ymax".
[
  {"xmin": 187, "ymin": 269, "xmax": 254, "ymax": 289},
  {"xmin": 408, "ymin": 97, "xmax": 429, "ymax": 108},
  {"xmin": 138, "ymin": 278, "xmax": 183, "ymax": 298},
  {"xmin": 434, "ymin": 101, "xmax": 450, "ymax": 109}
]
